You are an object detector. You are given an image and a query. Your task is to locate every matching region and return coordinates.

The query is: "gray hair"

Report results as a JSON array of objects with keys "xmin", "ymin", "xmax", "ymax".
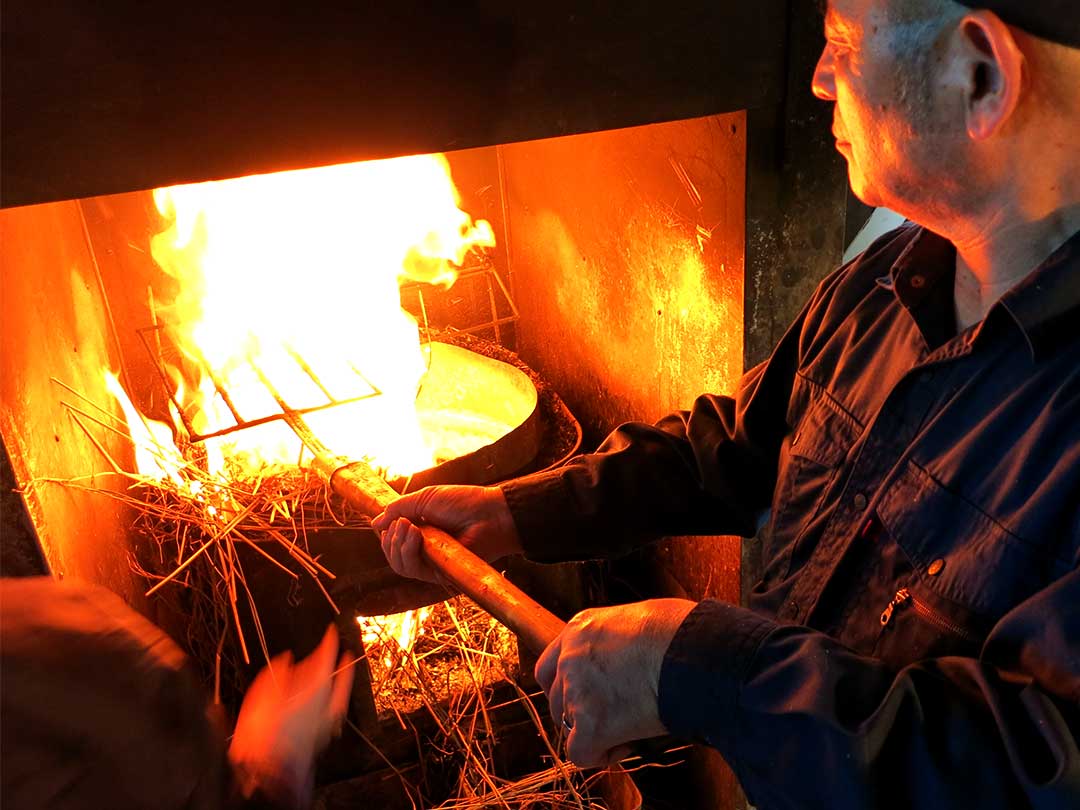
[
  {"xmin": 884, "ymin": 0, "xmax": 1080, "ymax": 115},
  {"xmin": 882, "ymin": 0, "xmax": 968, "ymax": 125}
]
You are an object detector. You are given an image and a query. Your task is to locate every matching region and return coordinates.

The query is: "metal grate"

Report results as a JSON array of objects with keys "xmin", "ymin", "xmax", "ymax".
[
  {"xmin": 399, "ymin": 256, "xmax": 518, "ymax": 345},
  {"xmin": 137, "ymin": 255, "xmax": 518, "ymax": 447},
  {"xmin": 137, "ymin": 323, "xmax": 383, "ymax": 444}
]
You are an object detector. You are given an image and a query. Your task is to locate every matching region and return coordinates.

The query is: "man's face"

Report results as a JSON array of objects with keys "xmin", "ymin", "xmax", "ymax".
[{"xmin": 812, "ymin": 0, "xmax": 949, "ymax": 210}]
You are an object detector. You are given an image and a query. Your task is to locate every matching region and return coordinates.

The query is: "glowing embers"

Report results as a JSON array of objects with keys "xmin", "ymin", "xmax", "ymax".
[
  {"xmin": 353, "ymin": 598, "xmax": 613, "ymax": 807},
  {"xmin": 358, "ymin": 605, "xmax": 436, "ymax": 669},
  {"xmin": 357, "ymin": 596, "xmax": 519, "ymax": 718}
]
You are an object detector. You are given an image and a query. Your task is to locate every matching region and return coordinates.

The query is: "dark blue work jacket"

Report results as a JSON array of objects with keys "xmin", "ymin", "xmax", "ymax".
[{"xmin": 504, "ymin": 223, "xmax": 1080, "ymax": 809}]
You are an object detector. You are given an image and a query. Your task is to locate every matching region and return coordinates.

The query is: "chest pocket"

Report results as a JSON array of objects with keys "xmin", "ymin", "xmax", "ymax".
[
  {"xmin": 762, "ymin": 376, "xmax": 863, "ymax": 586},
  {"xmin": 877, "ymin": 459, "xmax": 1071, "ymax": 630}
]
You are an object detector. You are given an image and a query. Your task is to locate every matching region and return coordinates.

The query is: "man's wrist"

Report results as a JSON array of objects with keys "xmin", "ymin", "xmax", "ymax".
[
  {"xmin": 658, "ymin": 601, "xmax": 774, "ymax": 744},
  {"xmin": 499, "ymin": 471, "xmax": 584, "ymax": 562},
  {"xmin": 641, "ymin": 598, "xmax": 698, "ymax": 701},
  {"xmin": 486, "ymin": 485, "xmax": 523, "ymax": 556}
]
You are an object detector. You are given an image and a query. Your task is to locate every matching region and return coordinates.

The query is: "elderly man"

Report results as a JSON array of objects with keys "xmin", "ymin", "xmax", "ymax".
[{"xmin": 376, "ymin": 0, "xmax": 1080, "ymax": 806}]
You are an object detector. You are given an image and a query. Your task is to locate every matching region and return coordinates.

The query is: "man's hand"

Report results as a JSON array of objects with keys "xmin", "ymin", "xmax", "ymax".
[
  {"xmin": 372, "ymin": 485, "xmax": 522, "ymax": 582},
  {"xmin": 535, "ymin": 598, "xmax": 697, "ymax": 768},
  {"xmin": 229, "ymin": 624, "xmax": 355, "ymax": 806}
]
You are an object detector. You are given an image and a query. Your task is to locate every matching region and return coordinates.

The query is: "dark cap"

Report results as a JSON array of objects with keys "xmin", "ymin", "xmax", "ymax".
[{"xmin": 954, "ymin": 1, "xmax": 1080, "ymax": 48}]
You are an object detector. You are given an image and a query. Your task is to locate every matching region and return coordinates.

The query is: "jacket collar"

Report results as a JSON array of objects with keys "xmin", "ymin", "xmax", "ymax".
[{"xmin": 878, "ymin": 224, "xmax": 1080, "ymax": 361}]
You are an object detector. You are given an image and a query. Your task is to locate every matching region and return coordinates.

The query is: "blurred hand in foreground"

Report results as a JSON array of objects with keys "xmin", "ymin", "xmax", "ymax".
[
  {"xmin": 535, "ymin": 598, "xmax": 697, "ymax": 769},
  {"xmin": 372, "ymin": 485, "xmax": 522, "ymax": 582},
  {"xmin": 229, "ymin": 624, "xmax": 354, "ymax": 807}
]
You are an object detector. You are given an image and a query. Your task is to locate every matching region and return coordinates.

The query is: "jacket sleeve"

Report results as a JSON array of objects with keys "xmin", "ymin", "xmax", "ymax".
[
  {"xmin": 659, "ymin": 568, "xmax": 1080, "ymax": 810},
  {"xmin": 500, "ymin": 299, "xmax": 809, "ymax": 564},
  {"xmin": 498, "ymin": 225, "xmax": 902, "ymax": 565}
]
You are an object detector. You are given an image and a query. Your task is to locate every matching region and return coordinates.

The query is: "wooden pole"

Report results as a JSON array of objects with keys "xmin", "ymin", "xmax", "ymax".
[
  {"xmin": 315, "ymin": 456, "xmax": 565, "ymax": 653},
  {"xmin": 314, "ymin": 453, "xmax": 643, "ymax": 810}
]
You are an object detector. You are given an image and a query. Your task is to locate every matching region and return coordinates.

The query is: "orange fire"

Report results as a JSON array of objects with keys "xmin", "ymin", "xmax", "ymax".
[
  {"xmin": 98, "ymin": 156, "xmax": 506, "ymax": 659},
  {"xmin": 357, "ymin": 606, "xmax": 436, "ymax": 668},
  {"xmin": 109, "ymin": 154, "xmax": 495, "ymax": 483}
]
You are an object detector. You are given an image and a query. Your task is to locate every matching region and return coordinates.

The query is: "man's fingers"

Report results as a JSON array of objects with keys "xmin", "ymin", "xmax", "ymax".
[
  {"xmin": 535, "ymin": 636, "xmax": 567, "ymax": 731},
  {"xmin": 389, "ymin": 519, "xmax": 407, "ymax": 574},
  {"xmin": 547, "ymin": 676, "xmax": 566, "ymax": 731},
  {"xmin": 375, "ymin": 486, "xmax": 500, "ymax": 542},
  {"xmin": 399, "ymin": 522, "xmax": 428, "ymax": 580},
  {"xmin": 535, "ymin": 635, "xmax": 561, "ymax": 693},
  {"xmin": 372, "ymin": 500, "xmax": 409, "ymax": 533},
  {"xmin": 565, "ymin": 713, "xmax": 607, "ymax": 769},
  {"xmin": 371, "ymin": 510, "xmax": 390, "ymax": 533},
  {"xmin": 372, "ymin": 491, "xmax": 430, "ymax": 535},
  {"xmin": 566, "ymin": 736, "xmax": 607, "ymax": 770},
  {"xmin": 379, "ymin": 519, "xmax": 394, "ymax": 562},
  {"xmin": 382, "ymin": 517, "xmax": 438, "ymax": 582}
]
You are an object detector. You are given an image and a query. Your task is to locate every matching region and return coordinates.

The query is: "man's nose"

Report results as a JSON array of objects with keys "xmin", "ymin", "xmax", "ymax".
[{"xmin": 811, "ymin": 47, "xmax": 837, "ymax": 101}]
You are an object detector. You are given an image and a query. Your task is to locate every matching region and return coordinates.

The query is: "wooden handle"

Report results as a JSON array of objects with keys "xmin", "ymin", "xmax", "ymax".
[
  {"xmin": 320, "ymin": 458, "xmax": 566, "ymax": 653},
  {"xmin": 320, "ymin": 458, "xmax": 643, "ymax": 809},
  {"xmin": 316, "ymin": 455, "xmax": 398, "ymax": 516},
  {"xmin": 418, "ymin": 523, "xmax": 565, "ymax": 652}
]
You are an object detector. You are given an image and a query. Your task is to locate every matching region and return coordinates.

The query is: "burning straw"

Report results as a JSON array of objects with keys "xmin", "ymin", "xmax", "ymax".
[
  {"xmin": 47, "ymin": 379, "xmax": 625, "ymax": 808},
  {"xmin": 48, "ymin": 376, "xmax": 349, "ymax": 708},
  {"xmin": 354, "ymin": 596, "xmax": 608, "ymax": 810}
]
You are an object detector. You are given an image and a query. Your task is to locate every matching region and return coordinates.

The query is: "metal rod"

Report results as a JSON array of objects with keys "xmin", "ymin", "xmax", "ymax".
[
  {"xmin": 205, "ymin": 365, "xmax": 246, "ymax": 427},
  {"xmin": 284, "ymin": 344, "xmax": 336, "ymax": 402},
  {"xmin": 137, "ymin": 327, "xmax": 200, "ymax": 438},
  {"xmin": 181, "ymin": 388, "xmax": 386, "ymax": 443},
  {"xmin": 485, "ymin": 271, "xmax": 502, "ymax": 344},
  {"xmin": 489, "ymin": 269, "xmax": 520, "ymax": 321},
  {"xmin": 417, "ymin": 286, "xmax": 430, "ymax": 337},
  {"xmin": 187, "ymin": 411, "xmax": 314, "ymax": 443},
  {"xmin": 397, "ymin": 261, "xmax": 520, "ymax": 342},
  {"xmin": 245, "ymin": 357, "xmax": 336, "ymax": 460}
]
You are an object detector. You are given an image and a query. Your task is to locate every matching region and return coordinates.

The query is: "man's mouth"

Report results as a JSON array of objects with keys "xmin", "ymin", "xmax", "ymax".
[{"xmin": 831, "ymin": 117, "xmax": 849, "ymax": 146}]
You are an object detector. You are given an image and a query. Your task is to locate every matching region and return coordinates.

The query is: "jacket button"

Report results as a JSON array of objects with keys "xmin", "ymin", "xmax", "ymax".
[
  {"xmin": 853, "ymin": 493, "xmax": 867, "ymax": 511},
  {"xmin": 928, "ymin": 559, "xmax": 945, "ymax": 576}
]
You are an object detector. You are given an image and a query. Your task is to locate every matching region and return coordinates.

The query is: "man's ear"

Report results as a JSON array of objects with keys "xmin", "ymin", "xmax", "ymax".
[{"xmin": 955, "ymin": 11, "xmax": 1025, "ymax": 140}]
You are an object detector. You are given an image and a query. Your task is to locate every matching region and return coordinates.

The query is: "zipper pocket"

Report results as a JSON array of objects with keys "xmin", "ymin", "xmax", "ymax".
[{"xmin": 879, "ymin": 587, "xmax": 980, "ymax": 643}]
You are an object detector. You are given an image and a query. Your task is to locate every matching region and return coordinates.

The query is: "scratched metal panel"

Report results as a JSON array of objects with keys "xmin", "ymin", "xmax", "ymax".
[
  {"xmin": 502, "ymin": 113, "xmax": 745, "ymax": 442},
  {"xmin": 0, "ymin": 202, "xmax": 146, "ymax": 606}
]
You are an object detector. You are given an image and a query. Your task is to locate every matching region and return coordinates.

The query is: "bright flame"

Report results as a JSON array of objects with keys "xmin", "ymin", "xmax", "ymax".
[
  {"xmin": 358, "ymin": 606, "xmax": 436, "ymax": 666},
  {"xmin": 104, "ymin": 371, "xmax": 187, "ymax": 487},
  {"xmin": 141, "ymin": 154, "xmax": 494, "ymax": 479}
]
